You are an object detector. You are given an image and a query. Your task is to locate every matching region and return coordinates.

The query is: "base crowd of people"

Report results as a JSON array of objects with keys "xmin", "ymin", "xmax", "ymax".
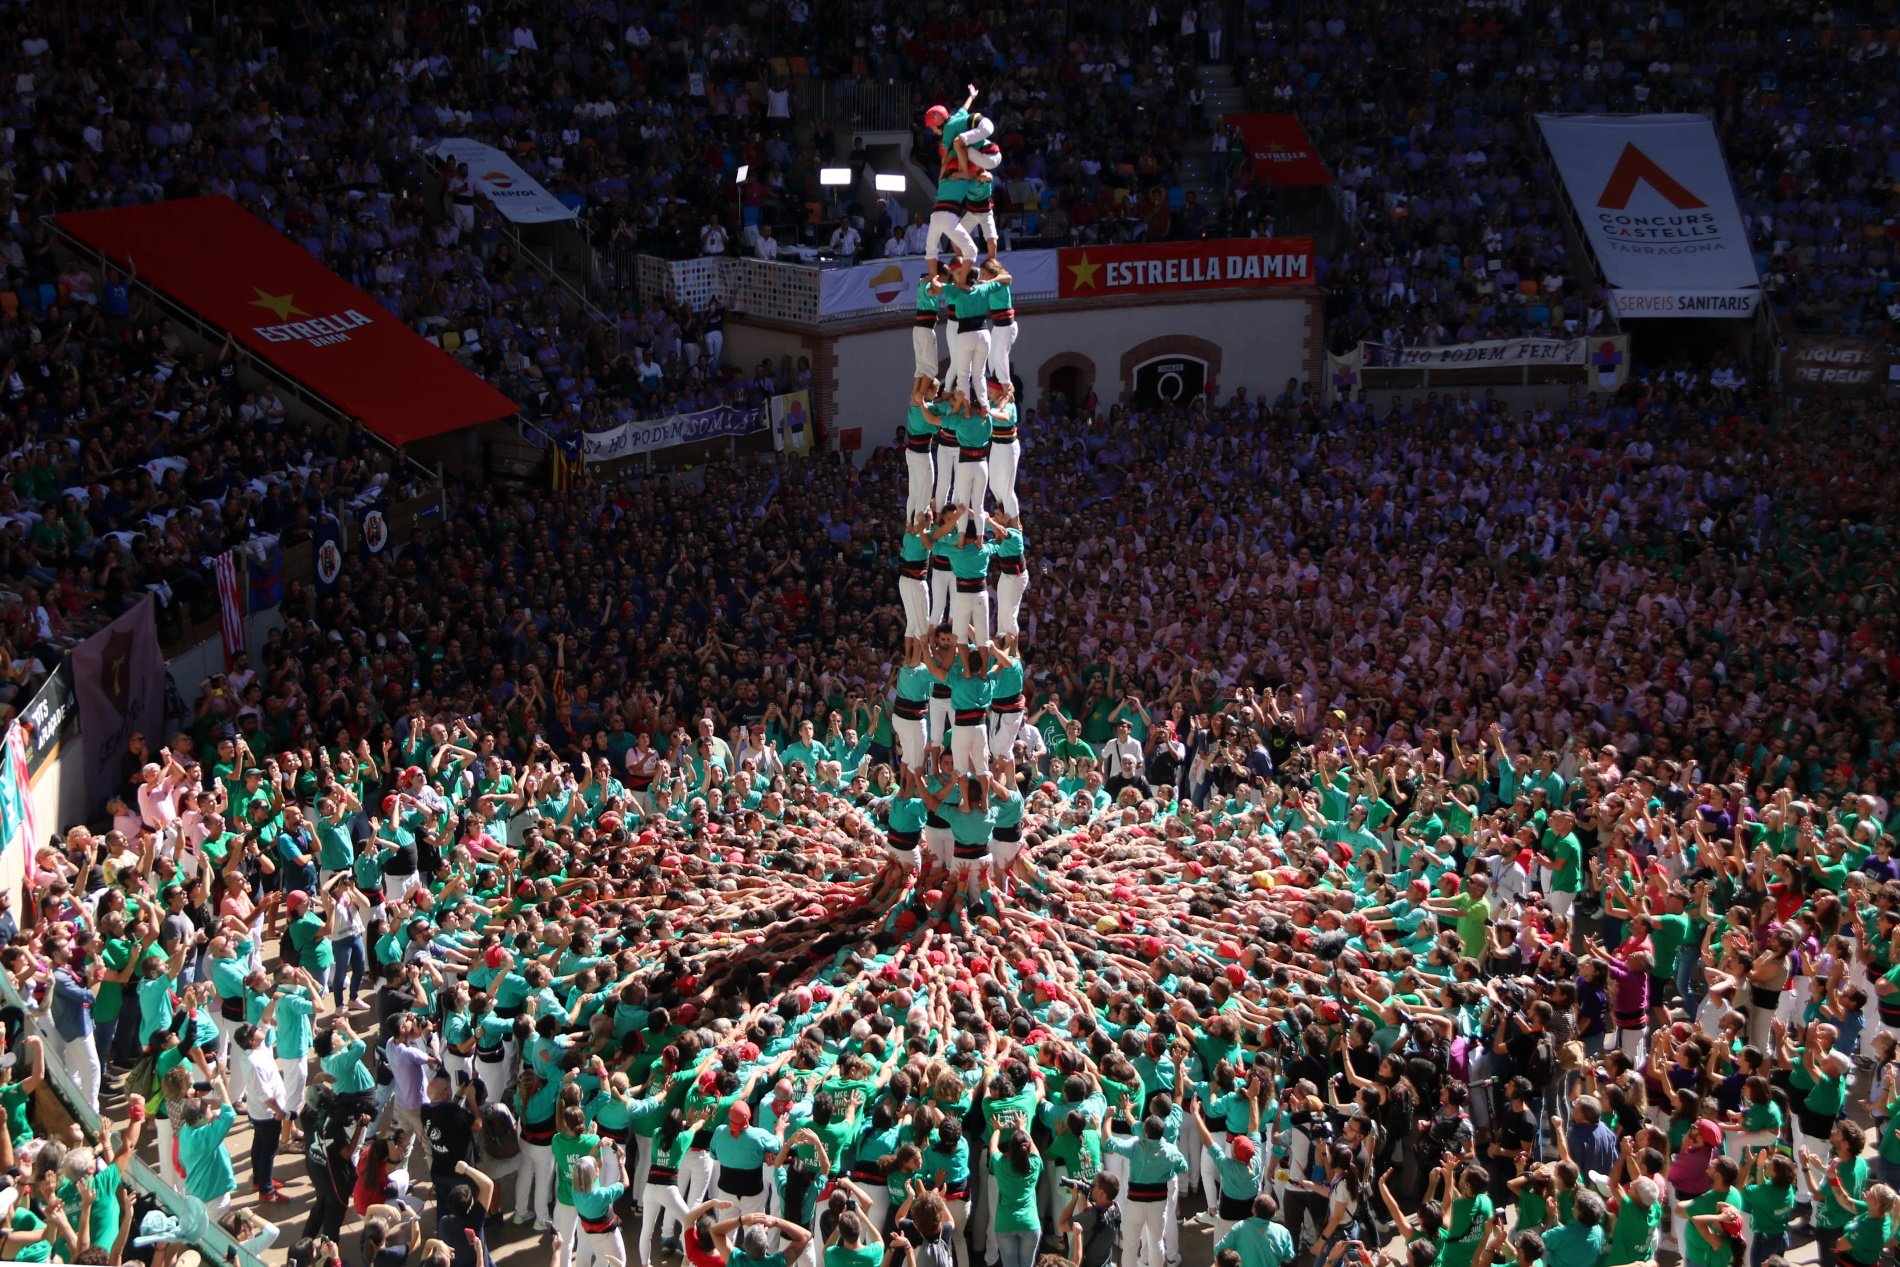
[{"xmin": 2, "ymin": 6, "xmax": 1899, "ymax": 1267}]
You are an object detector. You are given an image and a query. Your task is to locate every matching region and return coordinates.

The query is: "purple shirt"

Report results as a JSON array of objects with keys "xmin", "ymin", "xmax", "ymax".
[
  {"xmin": 1605, "ymin": 959, "xmax": 1650, "ymax": 1020},
  {"xmin": 390, "ymin": 1040, "xmax": 434, "ymax": 1110}
]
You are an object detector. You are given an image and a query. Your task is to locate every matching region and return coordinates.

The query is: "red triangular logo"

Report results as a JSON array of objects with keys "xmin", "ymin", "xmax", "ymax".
[{"xmin": 1597, "ymin": 142, "xmax": 1705, "ymax": 210}]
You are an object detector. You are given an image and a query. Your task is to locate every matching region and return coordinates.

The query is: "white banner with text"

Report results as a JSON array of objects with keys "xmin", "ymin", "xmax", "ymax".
[
  {"xmin": 1537, "ymin": 114, "xmax": 1759, "ymax": 310},
  {"xmin": 434, "ymin": 139, "xmax": 577, "ymax": 224}
]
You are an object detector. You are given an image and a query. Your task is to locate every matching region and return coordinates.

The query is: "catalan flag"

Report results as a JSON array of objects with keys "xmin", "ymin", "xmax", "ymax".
[{"xmin": 551, "ymin": 434, "xmax": 584, "ymax": 492}]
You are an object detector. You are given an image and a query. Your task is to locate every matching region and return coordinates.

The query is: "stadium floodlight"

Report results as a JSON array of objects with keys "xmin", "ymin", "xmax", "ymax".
[
  {"xmin": 874, "ymin": 173, "xmax": 907, "ymax": 193},
  {"xmin": 734, "ymin": 164, "xmax": 750, "ymax": 183},
  {"xmin": 819, "ymin": 167, "xmax": 852, "ymax": 186}
]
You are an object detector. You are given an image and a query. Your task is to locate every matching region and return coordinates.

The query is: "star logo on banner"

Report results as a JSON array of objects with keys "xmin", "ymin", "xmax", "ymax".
[
  {"xmin": 249, "ymin": 289, "xmax": 308, "ymax": 320},
  {"xmin": 1067, "ymin": 252, "xmax": 1101, "ymax": 291}
]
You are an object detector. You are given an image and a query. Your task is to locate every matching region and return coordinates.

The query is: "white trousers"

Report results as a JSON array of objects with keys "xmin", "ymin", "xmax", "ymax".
[
  {"xmin": 1776, "ymin": 977, "xmax": 1808, "ymax": 1026},
  {"xmin": 913, "ymin": 326, "xmax": 940, "ymax": 380},
  {"xmin": 925, "ymin": 825, "xmax": 954, "ymax": 871},
  {"xmin": 949, "ymin": 585, "xmax": 991, "ymax": 646},
  {"xmin": 213, "ymin": 1013, "xmax": 241, "ymax": 1067},
  {"xmin": 516, "ymin": 1141, "xmax": 557, "ymax": 1223},
  {"xmin": 1162, "ymin": 1175, "xmax": 1181, "ymax": 1262},
  {"xmin": 932, "ymin": 438, "xmax": 957, "ymax": 508},
  {"xmin": 155, "ymin": 1116, "xmax": 185, "ymax": 1191},
  {"xmin": 988, "ymin": 322, "xmax": 1017, "ymax": 392},
  {"xmin": 951, "ymin": 721, "xmax": 990, "ymax": 778},
  {"xmin": 942, "ymin": 1197, "xmax": 971, "ymax": 1267},
  {"xmin": 960, "ymin": 208, "xmax": 999, "ymax": 252},
  {"xmin": 929, "ymin": 692, "xmax": 952, "ymax": 745},
  {"xmin": 900, "ymin": 574, "xmax": 930, "ymax": 638},
  {"xmin": 906, "ymin": 447, "xmax": 934, "ymax": 519},
  {"xmin": 951, "ymin": 327, "xmax": 993, "ymax": 407},
  {"xmin": 443, "ymin": 1049, "xmax": 472, "ymax": 1088},
  {"xmin": 476, "ymin": 1049, "xmax": 515, "ymax": 1101},
  {"xmin": 929, "ymin": 567, "xmax": 952, "ymax": 627},
  {"xmin": 926, "ymin": 210, "xmax": 977, "ymax": 261},
  {"xmin": 554, "ymin": 1203, "xmax": 581, "ymax": 1267},
  {"xmin": 635, "ymin": 1182, "xmax": 691, "ymax": 1267},
  {"xmin": 1615, "ymin": 1022, "xmax": 1648, "ymax": 1067},
  {"xmin": 582, "ymin": 1227, "xmax": 625, "ymax": 1267},
  {"xmin": 277, "ymin": 1055, "xmax": 309, "ymax": 1116},
  {"xmin": 995, "ymin": 569, "xmax": 1025, "ymax": 636},
  {"xmin": 988, "ymin": 439, "xmax": 1019, "ymax": 518},
  {"xmin": 952, "ymin": 453, "xmax": 989, "ymax": 520},
  {"xmin": 59, "ymin": 1031, "xmax": 101, "ymax": 1116},
  {"xmin": 895, "ymin": 716, "xmax": 927, "ymax": 771},
  {"xmin": 703, "ymin": 330, "xmax": 723, "ymax": 364},
  {"xmin": 1197, "ymin": 1130, "xmax": 1224, "ymax": 1208},
  {"xmin": 1123, "ymin": 1199, "xmax": 1170, "ymax": 1267},
  {"xmin": 679, "ymin": 1149, "xmax": 717, "ymax": 1210},
  {"xmin": 958, "ymin": 116, "xmax": 997, "ymax": 149},
  {"xmin": 990, "ymin": 711, "xmax": 1024, "ymax": 760},
  {"xmin": 630, "ymin": 1135, "xmax": 651, "ymax": 1191}
]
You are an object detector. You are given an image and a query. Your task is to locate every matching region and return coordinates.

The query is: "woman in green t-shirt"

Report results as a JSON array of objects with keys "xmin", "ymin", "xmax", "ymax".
[
  {"xmin": 1832, "ymin": 1179, "xmax": 1898, "ymax": 1267},
  {"xmin": 987, "ymin": 1118, "xmax": 1042, "ymax": 1267}
]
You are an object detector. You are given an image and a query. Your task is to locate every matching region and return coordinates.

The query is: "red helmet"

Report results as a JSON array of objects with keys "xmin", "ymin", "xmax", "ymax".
[{"xmin": 924, "ymin": 105, "xmax": 950, "ymax": 129}]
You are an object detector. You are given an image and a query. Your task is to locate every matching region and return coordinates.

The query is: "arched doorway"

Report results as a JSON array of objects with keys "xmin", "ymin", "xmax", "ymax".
[
  {"xmin": 1129, "ymin": 354, "xmax": 1208, "ymax": 406},
  {"xmin": 1037, "ymin": 352, "xmax": 1096, "ymax": 411},
  {"xmin": 1048, "ymin": 365, "xmax": 1082, "ymax": 407}
]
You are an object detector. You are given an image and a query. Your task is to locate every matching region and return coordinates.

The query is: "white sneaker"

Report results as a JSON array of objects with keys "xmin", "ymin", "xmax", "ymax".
[{"xmin": 533, "ymin": 1220, "xmax": 553, "ymax": 1233}]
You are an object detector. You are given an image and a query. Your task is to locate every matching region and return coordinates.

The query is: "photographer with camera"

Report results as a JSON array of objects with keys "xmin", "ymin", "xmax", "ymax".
[{"xmin": 1059, "ymin": 1172, "xmax": 1122, "ymax": 1267}]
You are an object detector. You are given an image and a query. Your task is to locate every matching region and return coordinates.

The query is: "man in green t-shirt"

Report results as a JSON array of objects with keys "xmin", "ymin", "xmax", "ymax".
[
  {"xmin": 1536, "ymin": 809, "xmax": 1584, "ymax": 918},
  {"xmin": 1426, "ymin": 875, "xmax": 1493, "ymax": 959}
]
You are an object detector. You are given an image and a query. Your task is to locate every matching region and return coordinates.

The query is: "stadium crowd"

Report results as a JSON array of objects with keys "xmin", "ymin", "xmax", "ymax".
[
  {"xmin": 3, "ymin": 362, "xmax": 1900, "ymax": 1267},
  {"xmin": 2, "ymin": 4, "xmax": 1900, "ymax": 1267}
]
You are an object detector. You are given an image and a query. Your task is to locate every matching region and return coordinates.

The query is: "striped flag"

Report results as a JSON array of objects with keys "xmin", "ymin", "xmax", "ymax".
[
  {"xmin": 212, "ymin": 549, "xmax": 245, "ymax": 669},
  {"xmin": 1, "ymin": 724, "xmax": 36, "ymax": 887},
  {"xmin": 551, "ymin": 434, "xmax": 584, "ymax": 492}
]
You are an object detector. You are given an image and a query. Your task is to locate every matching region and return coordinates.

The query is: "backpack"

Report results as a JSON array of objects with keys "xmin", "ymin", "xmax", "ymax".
[
  {"xmin": 1524, "ymin": 1032, "xmax": 1557, "ymax": 1087},
  {"xmin": 1448, "ymin": 1036, "xmax": 1475, "ymax": 1085},
  {"xmin": 478, "ymin": 1103, "xmax": 522, "ymax": 1159}
]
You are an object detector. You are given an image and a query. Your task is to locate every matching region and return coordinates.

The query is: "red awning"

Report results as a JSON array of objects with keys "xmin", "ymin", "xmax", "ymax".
[
  {"xmin": 59, "ymin": 196, "xmax": 518, "ymax": 446},
  {"xmin": 1222, "ymin": 114, "xmax": 1335, "ymax": 188}
]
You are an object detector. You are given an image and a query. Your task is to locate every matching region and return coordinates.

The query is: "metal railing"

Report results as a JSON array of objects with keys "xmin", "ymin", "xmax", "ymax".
[
  {"xmin": 0, "ymin": 970, "xmax": 267, "ymax": 1267},
  {"xmin": 1518, "ymin": 114, "xmax": 1625, "ymax": 337},
  {"xmin": 799, "ymin": 78, "xmax": 916, "ymax": 133},
  {"xmin": 417, "ymin": 148, "xmax": 617, "ymax": 333},
  {"xmin": 843, "ymin": 80, "xmax": 916, "ymax": 131}
]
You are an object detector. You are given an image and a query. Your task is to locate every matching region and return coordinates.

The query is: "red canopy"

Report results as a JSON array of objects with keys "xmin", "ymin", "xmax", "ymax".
[
  {"xmin": 59, "ymin": 196, "xmax": 518, "ymax": 445},
  {"xmin": 1223, "ymin": 114, "xmax": 1335, "ymax": 187}
]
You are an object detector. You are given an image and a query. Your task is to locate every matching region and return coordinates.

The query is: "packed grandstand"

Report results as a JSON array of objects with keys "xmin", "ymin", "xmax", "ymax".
[{"xmin": 0, "ymin": 5, "xmax": 1898, "ymax": 1267}]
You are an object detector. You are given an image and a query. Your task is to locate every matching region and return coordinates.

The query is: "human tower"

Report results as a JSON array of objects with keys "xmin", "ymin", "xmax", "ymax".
[{"xmin": 881, "ymin": 84, "xmax": 1032, "ymax": 909}]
